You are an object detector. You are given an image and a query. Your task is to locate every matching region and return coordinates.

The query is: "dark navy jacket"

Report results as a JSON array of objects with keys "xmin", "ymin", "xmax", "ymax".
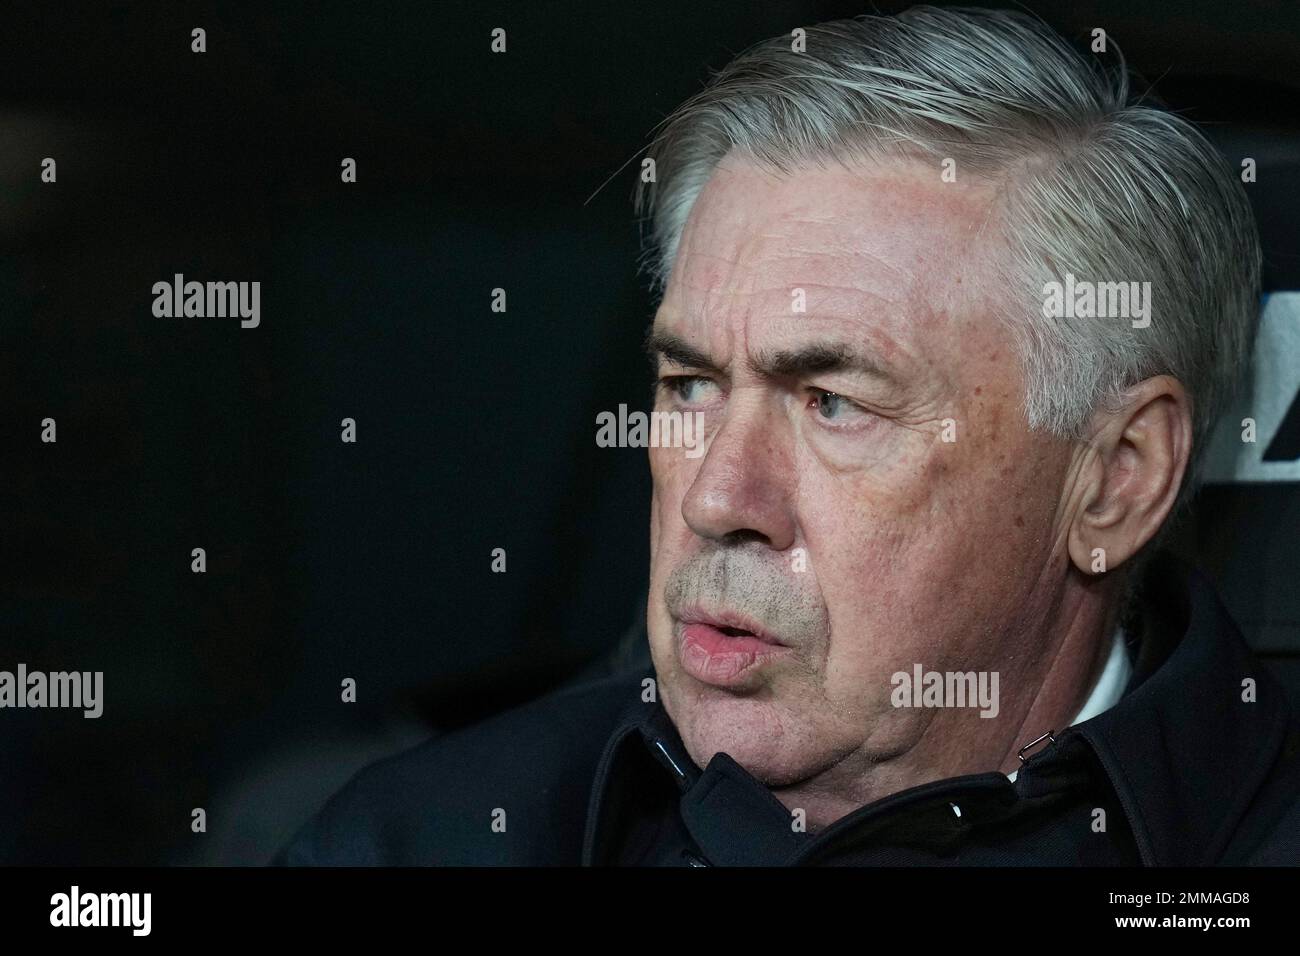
[{"xmin": 276, "ymin": 556, "xmax": 1300, "ymax": 866}]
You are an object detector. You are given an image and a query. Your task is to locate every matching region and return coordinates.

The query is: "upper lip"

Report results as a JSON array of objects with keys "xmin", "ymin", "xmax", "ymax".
[{"xmin": 677, "ymin": 606, "xmax": 788, "ymax": 647}]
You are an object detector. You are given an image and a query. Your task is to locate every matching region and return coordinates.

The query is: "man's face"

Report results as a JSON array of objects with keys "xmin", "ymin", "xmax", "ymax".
[{"xmin": 646, "ymin": 151, "xmax": 1076, "ymax": 790}]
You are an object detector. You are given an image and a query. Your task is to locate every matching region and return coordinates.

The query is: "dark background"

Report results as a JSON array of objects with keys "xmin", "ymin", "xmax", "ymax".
[{"xmin": 1, "ymin": 0, "xmax": 1297, "ymax": 865}]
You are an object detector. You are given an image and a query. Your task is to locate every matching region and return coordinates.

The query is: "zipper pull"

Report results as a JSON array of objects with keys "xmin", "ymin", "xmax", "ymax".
[{"xmin": 1017, "ymin": 730, "xmax": 1057, "ymax": 767}]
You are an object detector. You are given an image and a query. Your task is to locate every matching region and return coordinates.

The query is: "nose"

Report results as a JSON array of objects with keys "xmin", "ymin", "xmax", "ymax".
[{"xmin": 680, "ymin": 396, "xmax": 798, "ymax": 551}]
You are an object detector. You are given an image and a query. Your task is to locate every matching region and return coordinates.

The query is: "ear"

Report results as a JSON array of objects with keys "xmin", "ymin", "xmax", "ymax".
[{"xmin": 1066, "ymin": 375, "xmax": 1192, "ymax": 575}]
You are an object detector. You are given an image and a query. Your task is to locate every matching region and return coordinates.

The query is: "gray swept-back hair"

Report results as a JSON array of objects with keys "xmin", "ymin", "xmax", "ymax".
[{"xmin": 634, "ymin": 6, "xmax": 1261, "ymax": 524}]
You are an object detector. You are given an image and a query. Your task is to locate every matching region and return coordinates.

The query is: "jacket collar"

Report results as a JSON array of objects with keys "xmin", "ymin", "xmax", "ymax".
[
  {"xmin": 582, "ymin": 686, "xmax": 809, "ymax": 865},
  {"xmin": 583, "ymin": 553, "xmax": 1293, "ymax": 865},
  {"xmin": 1059, "ymin": 553, "xmax": 1292, "ymax": 864}
]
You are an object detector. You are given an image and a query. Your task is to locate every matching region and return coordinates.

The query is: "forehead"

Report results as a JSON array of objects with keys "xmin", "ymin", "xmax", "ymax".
[{"xmin": 657, "ymin": 151, "xmax": 1004, "ymax": 358}]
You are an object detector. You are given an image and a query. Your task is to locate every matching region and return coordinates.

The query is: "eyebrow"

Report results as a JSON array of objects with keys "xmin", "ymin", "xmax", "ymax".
[
  {"xmin": 644, "ymin": 328, "xmax": 718, "ymax": 373},
  {"xmin": 751, "ymin": 342, "xmax": 896, "ymax": 383},
  {"xmin": 645, "ymin": 328, "xmax": 897, "ymax": 385}
]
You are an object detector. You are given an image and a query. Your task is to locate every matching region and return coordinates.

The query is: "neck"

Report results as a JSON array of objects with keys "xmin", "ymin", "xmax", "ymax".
[{"xmin": 773, "ymin": 569, "xmax": 1119, "ymax": 830}]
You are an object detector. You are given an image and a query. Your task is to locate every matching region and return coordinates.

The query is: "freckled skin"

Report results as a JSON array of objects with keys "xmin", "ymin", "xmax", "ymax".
[{"xmin": 645, "ymin": 151, "xmax": 1129, "ymax": 829}]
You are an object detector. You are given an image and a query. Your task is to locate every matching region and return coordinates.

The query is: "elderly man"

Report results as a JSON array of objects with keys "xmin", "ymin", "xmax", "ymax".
[{"xmin": 278, "ymin": 6, "xmax": 1299, "ymax": 866}]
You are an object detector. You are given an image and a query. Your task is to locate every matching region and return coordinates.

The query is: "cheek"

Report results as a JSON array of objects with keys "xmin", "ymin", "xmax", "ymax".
[
  {"xmin": 807, "ymin": 510, "xmax": 914, "ymax": 654},
  {"xmin": 649, "ymin": 446, "xmax": 696, "ymax": 524},
  {"xmin": 961, "ymin": 400, "xmax": 1069, "ymax": 549},
  {"xmin": 795, "ymin": 481, "xmax": 916, "ymax": 663},
  {"xmin": 648, "ymin": 443, "xmax": 681, "ymax": 491},
  {"xmin": 648, "ymin": 449, "xmax": 696, "ymax": 570},
  {"xmin": 794, "ymin": 455, "xmax": 1007, "ymax": 671},
  {"xmin": 648, "ymin": 493, "xmax": 660, "ymax": 563},
  {"xmin": 796, "ymin": 446, "xmax": 941, "ymax": 569}
]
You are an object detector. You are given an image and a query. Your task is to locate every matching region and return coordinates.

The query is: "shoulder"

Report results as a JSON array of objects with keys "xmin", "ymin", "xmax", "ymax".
[
  {"xmin": 275, "ymin": 669, "xmax": 646, "ymax": 865},
  {"xmin": 1231, "ymin": 715, "xmax": 1300, "ymax": 865}
]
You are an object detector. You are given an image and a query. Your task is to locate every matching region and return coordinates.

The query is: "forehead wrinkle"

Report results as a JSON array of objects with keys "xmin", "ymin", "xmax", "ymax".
[
  {"xmin": 679, "ymin": 242, "xmax": 913, "ymax": 310},
  {"xmin": 714, "ymin": 237, "xmax": 916, "ymax": 314},
  {"xmin": 750, "ymin": 213, "xmax": 884, "ymax": 250},
  {"xmin": 748, "ymin": 211, "xmax": 907, "ymax": 250},
  {"xmin": 724, "ymin": 282, "xmax": 908, "ymax": 314}
]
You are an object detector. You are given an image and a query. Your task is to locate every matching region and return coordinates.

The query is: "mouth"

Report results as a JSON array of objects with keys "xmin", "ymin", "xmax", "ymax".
[
  {"xmin": 674, "ymin": 606, "xmax": 792, "ymax": 687},
  {"xmin": 678, "ymin": 608, "xmax": 788, "ymax": 646}
]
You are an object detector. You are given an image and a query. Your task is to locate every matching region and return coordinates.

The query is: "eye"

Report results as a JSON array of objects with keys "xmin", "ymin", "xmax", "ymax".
[
  {"xmin": 660, "ymin": 375, "xmax": 719, "ymax": 405},
  {"xmin": 807, "ymin": 388, "xmax": 870, "ymax": 426}
]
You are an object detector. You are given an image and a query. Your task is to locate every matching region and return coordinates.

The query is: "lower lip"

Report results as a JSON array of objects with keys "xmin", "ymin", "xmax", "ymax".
[{"xmin": 678, "ymin": 622, "xmax": 791, "ymax": 687}]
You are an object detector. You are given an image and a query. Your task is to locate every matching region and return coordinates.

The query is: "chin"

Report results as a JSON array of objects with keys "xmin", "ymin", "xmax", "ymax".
[{"xmin": 671, "ymin": 690, "xmax": 821, "ymax": 787}]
